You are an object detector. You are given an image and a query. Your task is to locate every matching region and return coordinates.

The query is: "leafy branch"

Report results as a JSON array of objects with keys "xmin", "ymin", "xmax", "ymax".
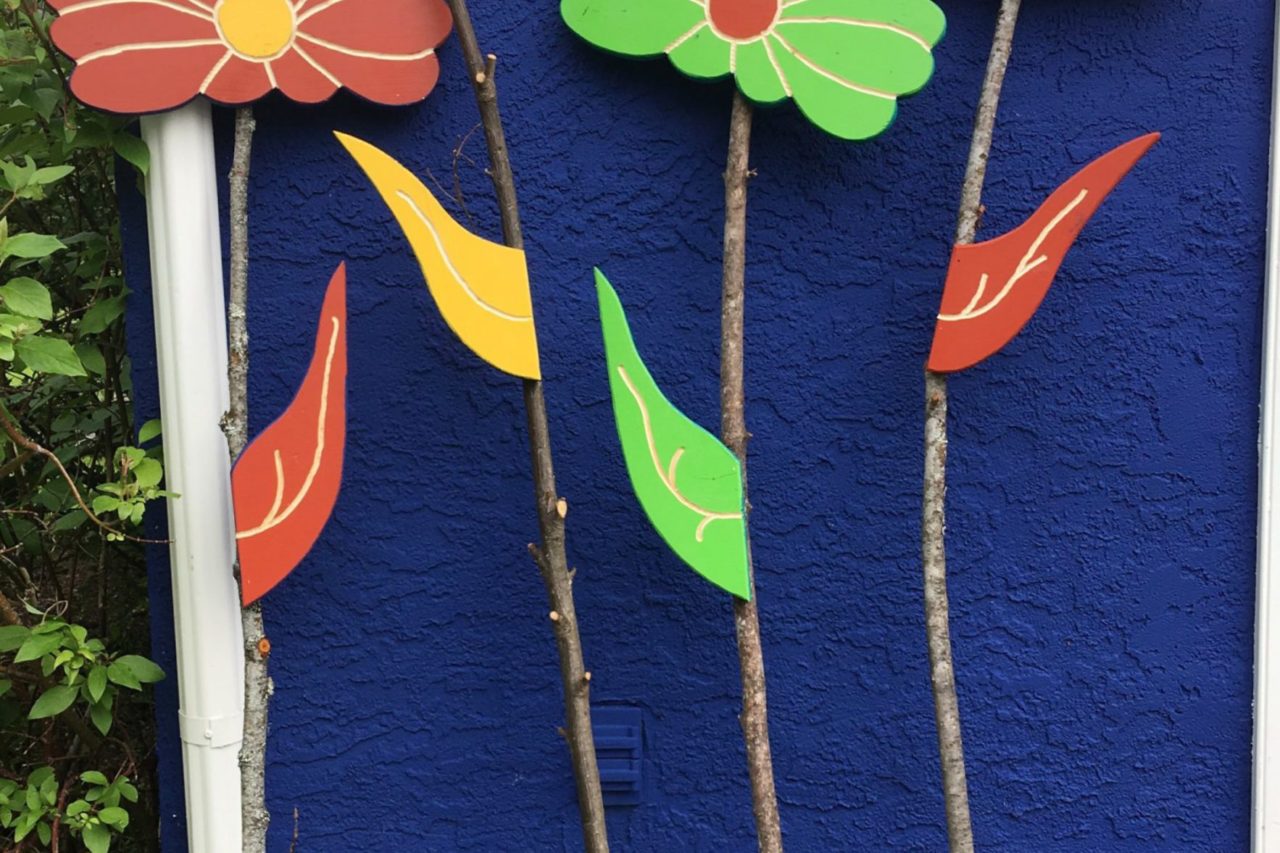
[{"xmin": 0, "ymin": 404, "xmax": 167, "ymax": 545}]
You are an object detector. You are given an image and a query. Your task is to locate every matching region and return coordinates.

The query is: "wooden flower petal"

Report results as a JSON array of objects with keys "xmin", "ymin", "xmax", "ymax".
[{"xmin": 67, "ymin": 44, "xmax": 227, "ymax": 116}]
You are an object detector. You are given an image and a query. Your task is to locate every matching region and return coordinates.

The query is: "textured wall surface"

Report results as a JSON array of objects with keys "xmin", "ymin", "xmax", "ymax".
[{"xmin": 121, "ymin": 1, "xmax": 1272, "ymax": 849}]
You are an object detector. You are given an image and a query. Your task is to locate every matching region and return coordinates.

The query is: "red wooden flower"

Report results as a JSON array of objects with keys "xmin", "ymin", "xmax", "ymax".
[{"xmin": 48, "ymin": 0, "xmax": 453, "ymax": 114}]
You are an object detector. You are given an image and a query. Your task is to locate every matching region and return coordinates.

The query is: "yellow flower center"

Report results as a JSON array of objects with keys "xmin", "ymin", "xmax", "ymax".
[{"xmin": 216, "ymin": 0, "xmax": 297, "ymax": 60}]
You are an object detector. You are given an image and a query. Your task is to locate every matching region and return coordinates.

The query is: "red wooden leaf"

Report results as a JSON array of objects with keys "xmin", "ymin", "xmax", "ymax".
[
  {"xmin": 233, "ymin": 264, "xmax": 347, "ymax": 606},
  {"xmin": 928, "ymin": 132, "xmax": 1160, "ymax": 373}
]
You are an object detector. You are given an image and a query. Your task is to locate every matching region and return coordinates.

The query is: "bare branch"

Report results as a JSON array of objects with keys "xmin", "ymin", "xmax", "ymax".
[
  {"xmin": 444, "ymin": 2, "xmax": 609, "ymax": 850},
  {"xmin": 923, "ymin": 3, "xmax": 1022, "ymax": 851},
  {"xmin": 720, "ymin": 90, "xmax": 784, "ymax": 853},
  {"xmin": 226, "ymin": 104, "xmax": 272, "ymax": 853},
  {"xmin": 0, "ymin": 404, "xmax": 166, "ymax": 545}
]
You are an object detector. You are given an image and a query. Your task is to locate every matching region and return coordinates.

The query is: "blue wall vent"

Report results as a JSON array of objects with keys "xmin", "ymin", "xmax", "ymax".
[{"xmin": 593, "ymin": 706, "xmax": 643, "ymax": 807}]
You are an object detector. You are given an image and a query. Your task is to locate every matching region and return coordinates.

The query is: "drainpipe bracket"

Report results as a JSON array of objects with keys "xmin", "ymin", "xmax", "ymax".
[{"xmin": 179, "ymin": 709, "xmax": 244, "ymax": 749}]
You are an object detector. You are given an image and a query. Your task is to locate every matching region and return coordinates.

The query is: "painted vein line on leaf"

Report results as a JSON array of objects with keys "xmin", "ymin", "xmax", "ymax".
[
  {"xmin": 777, "ymin": 18, "xmax": 934, "ymax": 52},
  {"xmin": 771, "ymin": 32, "xmax": 896, "ymax": 100},
  {"xmin": 237, "ymin": 316, "xmax": 340, "ymax": 540},
  {"xmin": 616, "ymin": 365, "xmax": 742, "ymax": 542},
  {"xmin": 938, "ymin": 189, "xmax": 1090, "ymax": 322},
  {"xmin": 394, "ymin": 190, "xmax": 533, "ymax": 324},
  {"xmin": 296, "ymin": 33, "xmax": 435, "ymax": 61},
  {"xmin": 263, "ymin": 452, "xmax": 287, "ymax": 528}
]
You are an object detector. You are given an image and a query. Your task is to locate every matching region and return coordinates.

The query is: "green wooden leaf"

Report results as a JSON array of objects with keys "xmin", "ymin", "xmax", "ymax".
[
  {"xmin": 561, "ymin": 0, "xmax": 945, "ymax": 140},
  {"xmin": 0, "ymin": 277, "xmax": 52, "ymax": 320},
  {"xmin": 28, "ymin": 684, "xmax": 76, "ymax": 719},
  {"xmin": 595, "ymin": 270, "xmax": 750, "ymax": 599},
  {"xmin": 15, "ymin": 335, "xmax": 85, "ymax": 376}
]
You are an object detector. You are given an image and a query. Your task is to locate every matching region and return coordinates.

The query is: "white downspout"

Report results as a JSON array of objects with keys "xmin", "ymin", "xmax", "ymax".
[
  {"xmin": 139, "ymin": 100, "xmax": 244, "ymax": 853},
  {"xmin": 1254, "ymin": 1, "xmax": 1280, "ymax": 848}
]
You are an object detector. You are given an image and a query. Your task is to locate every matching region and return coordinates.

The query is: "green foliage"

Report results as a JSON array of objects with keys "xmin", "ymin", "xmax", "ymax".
[
  {"xmin": 92, "ymin": 446, "xmax": 176, "ymax": 541},
  {"xmin": 0, "ymin": 766, "xmax": 57, "ymax": 847},
  {"xmin": 3, "ymin": 613, "xmax": 163, "ymax": 735},
  {"xmin": 0, "ymin": 766, "xmax": 139, "ymax": 853},
  {"xmin": 0, "ymin": 4, "xmax": 163, "ymax": 851}
]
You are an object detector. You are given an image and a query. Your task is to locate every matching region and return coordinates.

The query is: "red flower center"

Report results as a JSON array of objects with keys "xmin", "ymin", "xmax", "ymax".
[{"xmin": 707, "ymin": 0, "xmax": 779, "ymax": 41}]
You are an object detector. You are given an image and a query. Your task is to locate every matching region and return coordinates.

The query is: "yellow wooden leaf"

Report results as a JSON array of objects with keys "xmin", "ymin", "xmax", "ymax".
[{"xmin": 336, "ymin": 132, "xmax": 542, "ymax": 380}]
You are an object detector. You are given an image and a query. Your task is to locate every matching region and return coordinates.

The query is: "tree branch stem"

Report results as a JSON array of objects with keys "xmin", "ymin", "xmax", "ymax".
[
  {"xmin": 444, "ymin": 3, "xmax": 609, "ymax": 850},
  {"xmin": 721, "ymin": 90, "xmax": 783, "ymax": 853},
  {"xmin": 923, "ymin": 3, "xmax": 1022, "ymax": 851},
  {"xmin": 225, "ymin": 105, "xmax": 271, "ymax": 853}
]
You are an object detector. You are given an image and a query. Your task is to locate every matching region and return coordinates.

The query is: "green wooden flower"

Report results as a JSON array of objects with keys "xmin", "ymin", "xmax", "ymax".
[{"xmin": 561, "ymin": 0, "xmax": 945, "ymax": 140}]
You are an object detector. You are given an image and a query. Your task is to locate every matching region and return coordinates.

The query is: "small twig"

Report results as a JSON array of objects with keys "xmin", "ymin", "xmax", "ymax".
[
  {"xmin": 0, "ymin": 549, "xmax": 35, "ymax": 591},
  {"xmin": 289, "ymin": 808, "xmax": 300, "ymax": 853},
  {"xmin": 450, "ymin": 123, "xmax": 482, "ymax": 229},
  {"xmin": 49, "ymin": 765, "xmax": 76, "ymax": 853},
  {"xmin": 0, "ymin": 404, "xmax": 167, "ymax": 545},
  {"xmin": 923, "ymin": 2, "xmax": 1022, "ymax": 852},
  {"xmin": 0, "ymin": 445, "xmax": 32, "ymax": 479}
]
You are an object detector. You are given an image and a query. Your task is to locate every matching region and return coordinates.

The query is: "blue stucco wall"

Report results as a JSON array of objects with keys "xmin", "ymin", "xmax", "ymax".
[{"xmin": 121, "ymin": 1, "xmax": 1273, "ymax": 849}]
